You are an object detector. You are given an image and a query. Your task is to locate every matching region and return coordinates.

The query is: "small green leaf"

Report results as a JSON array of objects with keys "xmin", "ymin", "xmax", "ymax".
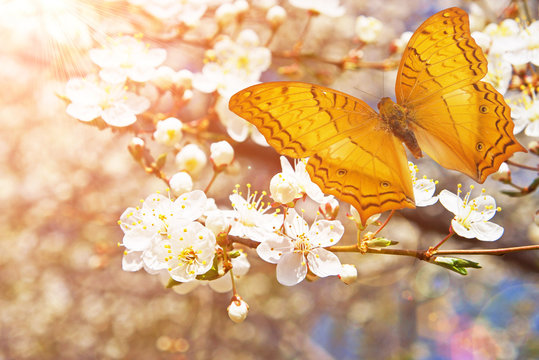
[
  {"xmin": 195, "ymin": 256, "xmax": 223, "ymax": 281},
  {"xmin": 155, "ymin": 153, "xmax": 167, "ymax": 170}
]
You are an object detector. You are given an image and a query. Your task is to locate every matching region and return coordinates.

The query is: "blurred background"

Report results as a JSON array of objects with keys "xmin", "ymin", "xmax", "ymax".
[{"xmin": 0, "ymin": 0, "xmax": 537, "ymax": 359}]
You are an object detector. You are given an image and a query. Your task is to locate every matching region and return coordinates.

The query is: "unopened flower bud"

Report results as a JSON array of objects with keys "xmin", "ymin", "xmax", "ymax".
[
  {"xmin": 390, "ymin": 31, "xmax": 413, "ymax": 54},
  {"xmin": 153, "ymin": 66, "xmax": 176, "ymax": 90},
  {"xmin": 491, "ymin": 162, "xmax": 511, "ymax": 182},
  {"xmin": 210, "ymin": 140, "xmax": 234, "ymax": 167},
  {"xmin": 339, "ymin": 264, "xmax": 357, "ymax": 285},
  {"xmin": 234, "ymin": 0, "xmax": 249, "ymax": 14},
  {"xmin": 154, "ymin": 117, "xmax": 183, "ymax": 146},
  {"xmin": 529, "ymin": 140, "xmax": 539, "ymax": 155},
  {"xmin": 319, "ymin": 196, "xmax": 339, "ymax": 220},
  {"xmin": 216, "ymin": 3, "xmax": 237, "ymax": 26},
  {"xmin": 228, "ymin": 298, "xmax": 249, "ymax": 323},
  {"xmin": 266, "ymin": 5, "xmax": 286, "ymax": 27},
  {"xmin": 270, "ymin": 172, "xmax": 299, "ymax": 204},
  {"xmin": 206, "ymin": 211, "xmax": 230, "ymax": 236},
  {"xmin": 174, "ymin": 69, "xmax": 193, "ymax": 89},
  {"xmin": 169, "ymin": 171, "xmax": 193, "ymax": 196},
  {"xmin": 175, "ymin": 143, "xmax": 207, "ymax": 176}
]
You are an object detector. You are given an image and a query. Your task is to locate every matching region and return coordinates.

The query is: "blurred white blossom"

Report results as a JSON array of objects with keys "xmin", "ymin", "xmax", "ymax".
[
  {"xmin": 128, "ymin": 0, "xmax": 207, "ymax": 27},
  {"xmin": 508, "ymin": 89, "xmax": 539, "ymax": 137},
  {"xmin": 266, "ymin": 5, "xmax": 287, "ymax": 27},
  {"xmin": 439, "ymin": 186, "xmax": 504, "ymax": 241},
  {"xmin": 175, "ymin": 144, "xmax": 208, "ymax": 176},
  {"xmin": 65, "ymin": 76, "xmax": 149, "ymax": 127},
  {"xmin": 193, "ymin": 29, "xmax": 271, "ymax": 95},
  {"xmin": 355, "ymin": 16, "xmax": 383, "ymax": 44},
  {"xmin": 89, "ymin": 35, "xmax": 167, "ymax": 84},
  {"xmin": 154, "ymin": 117, "xmax": 183, "ymax": 146},
  {"xmin": 216, "ymin": 95, "xmax": 269, "ymax": 145},
  {"xmin": 257, "ymin": 208, "xmax": 344, "ymax": 286},
  {"xmin": 288, "ymin": 0, "xmax": 345, "ymax": 17}
]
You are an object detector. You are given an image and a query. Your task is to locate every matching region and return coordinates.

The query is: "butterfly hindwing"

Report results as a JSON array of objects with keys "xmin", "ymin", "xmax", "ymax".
[
  {"xmin": 410, "ymin": 81, "xmax": 526, "ymax": 182},
  {"xmin": 229, "ymin": 82, "xmax": 415, "ymax": 223},
  {"xmin": 306, "ymin": 131, "xmax": 415, "ymax": 221}
]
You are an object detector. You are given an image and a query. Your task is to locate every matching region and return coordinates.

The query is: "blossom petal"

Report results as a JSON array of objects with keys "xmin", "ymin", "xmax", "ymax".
[
  {"xmin": 122, "ymin": 250, "xmax": 143, "ymax": 271},
  {"xmin": 276, "ymin": 252, "xmax": 307, "ymax": 286},
  {"xmin": 256, "ymin": 235, "xmax": 291, "ymax": 264},
  {"xmin": 174, "ymin": 190, "xmax": 207, "ymax": 221},
  {"xmin": 308, "ymin": 219, "xmax": 344, "ymax": 247},
  {"xmin": 439, "ymin": 190, "xmax": 462, "ymax": 215},
  {"xmin": 471, "ymin": 221, "xmax": 504, "ymax": 241},
  {"xmin": 102, "ymin": 103, "xmax": 137, "ymax": 127},
  {"xmin": 451, "ymin": 219, "xmax": 475, "ymax": 239},
  {"xmin": 471, "ymin": 195, "xmax": 497, "ymax": 221},
  {"xmin": 307, "ymin": 248, "xmax": 342, "ymax": 277},
  {"xmin": 283, "ymin": 209, "xmax": 309, "ymax": 239}
]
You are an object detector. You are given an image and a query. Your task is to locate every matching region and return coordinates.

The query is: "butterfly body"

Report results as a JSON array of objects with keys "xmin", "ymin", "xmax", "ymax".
[
  {"xmin": 378, "ymin": 97, "xmax": 422, "ymax": 159},
  {"xmin": 229, "ymin": 7, "xmax": 526, "ymax": 224}
]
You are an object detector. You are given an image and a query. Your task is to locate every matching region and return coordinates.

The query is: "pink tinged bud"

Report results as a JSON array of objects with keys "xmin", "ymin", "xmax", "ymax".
[
  {"xmin": 227, "ymin": 298, "xmax": 249, "ymax": 323},
  {"xmin": 169, "ymin": 172, "xmax": 193, "ymax": 196},
  {"xmin": 210, "ymin": 141, "xmax": 234, "ymax": 167},
  {"xmin": 339, "ymin": 264, "xmax": 357, "ymax": 285},
  {"xmin": 266, "ymin": 5, "xmax": 286, "ymax": 27}
]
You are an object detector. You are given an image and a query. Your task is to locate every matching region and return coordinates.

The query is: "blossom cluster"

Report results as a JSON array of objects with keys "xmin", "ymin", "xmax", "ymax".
[{"xmin": 58, "ymin": 0, "xmax": 532, "ymax": 322}]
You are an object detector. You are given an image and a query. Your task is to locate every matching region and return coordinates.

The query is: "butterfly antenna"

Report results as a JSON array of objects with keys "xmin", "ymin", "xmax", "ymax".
[{"xmin": 352, "ymin": 85, "xmax": 379, "ymax": 103}]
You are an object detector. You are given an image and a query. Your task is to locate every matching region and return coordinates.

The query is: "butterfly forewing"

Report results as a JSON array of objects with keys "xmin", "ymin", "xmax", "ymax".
[
  {"xmin": 229, "ymin": 82, "xmax": 378, "ymax": 158},
  {"xmin": 396, "ymin": 7, "xmax": 487, "ymax": 105},
  {"xmin": 229, "ymin": 82, "xmax": 415, "ymax": 223}
]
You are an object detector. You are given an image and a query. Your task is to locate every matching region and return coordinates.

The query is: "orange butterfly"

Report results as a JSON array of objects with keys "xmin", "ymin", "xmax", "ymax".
[{"xmin": 228, "ymin": 7, "xmax": 526, "ymax": 224}]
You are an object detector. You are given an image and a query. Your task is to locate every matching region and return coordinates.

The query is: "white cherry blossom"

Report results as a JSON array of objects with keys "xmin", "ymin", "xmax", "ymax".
[
  {"xmin": 118, "ymin": 190, "xmax": 208, "ymax": 271},
  {"xmin": 439, "ymin": 186, "xmax": 504, "ymax": 241},
  {"xmin": 155, "ymin": 221, "xmax": 216, "ymax": 282},
  {"xmin": 256, "ymin": 208, "xmax": 344, "ymax": 286},
  {"xmin": 228, "ymin": 185, "xmax": 283, "ymax": 242},
  {"xmin": 508, "ymin": 88, "xmax": 539, "ymax": 137}
]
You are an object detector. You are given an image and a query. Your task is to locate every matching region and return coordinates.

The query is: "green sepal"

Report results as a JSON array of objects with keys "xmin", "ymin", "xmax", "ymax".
[
  {"xmin": 228, "ymin": 250, "xmax": 241, "ymax": 259},
  {"xmin": 165, "ymin": 277, "xmax": 181, "ymax": 288},
  {"xmin": 195, "ymin": 256, "xmax": 223, "ymax": 281},
  {"xmin": 364, "ymin": 237, "xmax": 398, "ymax": 248},
  {"xmin": 155, "ymin": 153, "xmax": 167, "ymax": 170},
  {"xmin": 433, "ymin": 256, "xmax": 481, "ymax": 275}
]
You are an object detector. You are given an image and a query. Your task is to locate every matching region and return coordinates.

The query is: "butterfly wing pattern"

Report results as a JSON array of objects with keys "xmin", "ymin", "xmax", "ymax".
[
  {"xmin": 397, "ymin": 7, "xmax": 526, "ymax": 182},
  {"xmin": 229, "ymin": 82, "xmax": 415, "ymax": 221},
  {"xmin": 229, "ymin": 7, "xmax": 525, "ymax": 224}
]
